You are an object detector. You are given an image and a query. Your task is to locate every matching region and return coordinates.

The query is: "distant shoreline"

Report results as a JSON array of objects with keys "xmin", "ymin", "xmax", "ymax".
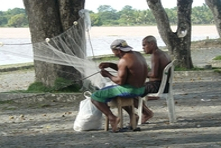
[{"xmin": 0, "ymin": 25, "xmax": 219, "ymax": 38}]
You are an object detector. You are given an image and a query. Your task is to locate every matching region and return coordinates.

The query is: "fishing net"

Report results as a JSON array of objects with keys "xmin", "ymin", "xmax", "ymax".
[{"xmin": 0, "ymin": 9, "xmax": 112, "ymax": 93}]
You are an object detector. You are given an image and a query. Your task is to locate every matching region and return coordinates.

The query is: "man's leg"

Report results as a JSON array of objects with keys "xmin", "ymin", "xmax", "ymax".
[
  {"xmin": 122, "ymin": 106, "xmax": 139, "ymax": 127},
  {"xmin": 91, "ymin": 99, "xmax": 120, "ymax": 132},
  {"xmin": 133, "ymin": 97, "xmax": 153, "ymax": 124}
]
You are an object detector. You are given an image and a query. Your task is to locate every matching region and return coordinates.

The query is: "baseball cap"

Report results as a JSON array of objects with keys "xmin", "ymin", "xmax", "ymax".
[{"xmin": 110, "ymin": 39, "xmax": 133, "ymax": 52}]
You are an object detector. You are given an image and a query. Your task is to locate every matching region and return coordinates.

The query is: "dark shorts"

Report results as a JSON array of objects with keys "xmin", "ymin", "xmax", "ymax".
[{"xmin": 141, "ymin": 81, "xmax": 169, "ymax": 97}]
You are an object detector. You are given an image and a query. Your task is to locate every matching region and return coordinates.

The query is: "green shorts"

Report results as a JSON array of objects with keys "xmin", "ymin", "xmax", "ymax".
[{"xmin": 91, "ymin": 85, "xmax": 145, "ymax": 103}]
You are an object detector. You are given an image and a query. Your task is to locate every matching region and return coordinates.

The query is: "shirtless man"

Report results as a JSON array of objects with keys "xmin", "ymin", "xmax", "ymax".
[
  {"xmin": 141, "ymin": 35, "xmax": 172, "ymax": 124},
  {"xmin": 91, "ymin": 39, "xmax": 148, "ymax": 132}
]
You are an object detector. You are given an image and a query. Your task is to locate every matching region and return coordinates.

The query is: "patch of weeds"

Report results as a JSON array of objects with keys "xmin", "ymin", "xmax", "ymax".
[
  {"xmin": 0, "ymin": 100, "xmax": 15, "ymax": 104},
  {"xmin": 1, "ymin": 106, "xmax": 17, "ymax": 111},
  {"xmin": 39, "ymin": 104, "xmax": 51, "ymax": 108},
  {"xmin": 53, "ymin": 77, "xmax": 80, "ymax": 92},
  {"xmin": 27, "ymin": 82, "xmax": 52, "ymax": 93},
  {"xmin": 25, "ymin": 77, "xmax": 81, "ymax": 93},
  {"xmin": 175, "ymin": 66, "xmax": 204, "ymax": 71},
  {"xmin": 213, "ymin": 69, "xmax": 221, "ymax": 74},
  {"xmin": 213, "ymin": 55, "xmax": 221, "ymax": 60}
]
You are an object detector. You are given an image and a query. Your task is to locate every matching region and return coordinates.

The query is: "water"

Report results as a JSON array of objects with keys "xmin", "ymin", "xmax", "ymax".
[
  {"xmin": 0, "ymin": 27, "xmax": 219, "ymax": 66},
  {"xmin": 0, "ymin": 38, "xmax": 33, "ymax": 65}
]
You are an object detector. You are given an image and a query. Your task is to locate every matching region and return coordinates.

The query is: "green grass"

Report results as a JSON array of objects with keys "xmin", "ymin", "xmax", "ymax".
[
  {"xmin": 25, "ymin": 77, "xmax": 81, "ymax": 93},
  {"xmin": 213, "ymin": 55, "xmax": 221, "ymax": 60},
  {"xmin": 213, "ymin": 69, "xmax": 221, "ymax": 74},
  {"xmin": 0, "ymin": 100, "xmax": 15, "ymax": 105},
  {"xmin": 174, "ymin": 66, "xmax": 205, "ymax": 71}
]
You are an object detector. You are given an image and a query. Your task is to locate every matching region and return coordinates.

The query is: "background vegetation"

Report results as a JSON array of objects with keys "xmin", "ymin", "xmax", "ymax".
[{"xmin": 0, "ymin": 4, "xmax": 213, "ymax": 27}]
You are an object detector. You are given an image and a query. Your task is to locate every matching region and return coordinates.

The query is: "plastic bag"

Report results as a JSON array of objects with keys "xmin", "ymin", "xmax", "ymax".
[{"xmin": 73, "ymin": 91, "xmax": 102, "ymax": 131}]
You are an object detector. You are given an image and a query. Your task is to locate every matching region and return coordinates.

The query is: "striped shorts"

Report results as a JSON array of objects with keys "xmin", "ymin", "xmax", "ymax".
[{"xmin": 91, "ymin": 85, "xmax": 145, "ymax": 103}]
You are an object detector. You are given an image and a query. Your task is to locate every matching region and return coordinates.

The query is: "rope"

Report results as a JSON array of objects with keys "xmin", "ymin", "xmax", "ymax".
[
  {"xmin": 86, "ymin": 31, "xmax": 95, "ymax": 58},
  {"xmin": 1, "ymin": 43, "xmax": 32, "ymax": 45}
]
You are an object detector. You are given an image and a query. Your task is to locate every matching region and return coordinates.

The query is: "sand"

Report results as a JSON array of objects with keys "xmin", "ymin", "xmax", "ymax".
[
  {"xmin": 0, "ymin": 52, "xmax": 221, "ymax": 147},
  {"xmin": 0, "ymin": 73, "xmax": 221, "ymax": 148}
]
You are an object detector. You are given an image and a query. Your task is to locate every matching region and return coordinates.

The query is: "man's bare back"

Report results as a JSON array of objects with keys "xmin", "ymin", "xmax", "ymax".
[{"xmin": 118, "ymin": 51, "xmax": 148, "ymax": 87}]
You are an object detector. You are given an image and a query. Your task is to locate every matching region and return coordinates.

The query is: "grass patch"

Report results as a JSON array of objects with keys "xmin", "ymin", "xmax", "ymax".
[
  {"xmin": 26, "ymin": 77, "xmax": 80, "ymax": 93},
  {"xmin": 174, "ymin": 66, "xmax": 205, "ymax": 71},
  {"xmin": 214, "ymin": 69, "xmax": 221, "ymax": 74},
  {"xmin": 53, "ymin": 77, "xmax": 80, "ymax": 92},
  {"xmin": 0, "ymin": 100, "xmax": 15, "ymax": 104},
  {"xmin": 213, "ymin": 55, "xmax": 221, "ymax": 60},
  {"xmin": 27, "ymin": 82, "xmax": 51, "ymax": 92}
]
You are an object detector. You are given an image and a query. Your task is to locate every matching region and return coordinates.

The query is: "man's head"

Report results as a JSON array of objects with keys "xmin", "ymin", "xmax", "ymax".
[
  {"xmin": 142, "ymin": 35, "xmax": 157, "ymax": 54},
  {"xmin": 110, "ymin": 39, "xmax": 133, "ymax": 52}
]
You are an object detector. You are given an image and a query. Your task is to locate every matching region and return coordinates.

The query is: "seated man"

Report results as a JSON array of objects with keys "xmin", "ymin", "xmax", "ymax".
[
  {"xmin": 141, "ymin": 35, "xmax": 172, "ymax": 124},
  {"xmin": 91, "ymin": 39, "xmax": 149, "ymax": 132}
]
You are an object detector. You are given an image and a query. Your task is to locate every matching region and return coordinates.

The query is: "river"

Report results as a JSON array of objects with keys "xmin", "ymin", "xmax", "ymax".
[{"xmin": 0, "ymin": 26, "xmax": 219, "ymax": 65}]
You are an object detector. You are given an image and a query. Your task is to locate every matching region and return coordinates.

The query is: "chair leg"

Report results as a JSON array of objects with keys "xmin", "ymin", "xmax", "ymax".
[
  {"xmin": 118, "ymin": 106, "xmax": 123, "ymax": 128},
  {"xmin": 105, "ymin": 97, "xmax": 138, "ymax": 131},
  {"xmin": 166, "ymin": 94, "xmax": 176, "ymax": 123},
  {"xmin": 105, "ymin": 116, "xmax": 109, "ymax": 131},
  {"xmin": 131, "ymin": 104, "xmax": 136, "ymax": 130},
  {"xmin": 137, "ymin": 97, "xmax": 143, "ymax": 125}
]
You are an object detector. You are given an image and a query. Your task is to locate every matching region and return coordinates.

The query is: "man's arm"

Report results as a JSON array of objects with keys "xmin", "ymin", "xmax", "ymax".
[
  {"xmin": 100, "ymin": 59, "xmax": 127, "ymax": 85},
  {"xmin": 99, "ymin": 62, "xmax": 118, "ymax": 71}
]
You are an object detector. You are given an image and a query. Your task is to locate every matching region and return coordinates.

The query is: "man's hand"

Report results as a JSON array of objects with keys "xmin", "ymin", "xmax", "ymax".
[
  {"xmin": 99, "ymin": 62, "xmax": 110, "ymax": 69},
  {"xmin": 100, "ymin": 69, "xmax": 110, "ymax": 77}
]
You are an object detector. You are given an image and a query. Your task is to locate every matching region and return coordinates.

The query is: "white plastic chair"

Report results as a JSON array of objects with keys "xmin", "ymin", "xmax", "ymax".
[{"xmin": 138, "ymin": 60, "xmax": 176, "ymax": 125}]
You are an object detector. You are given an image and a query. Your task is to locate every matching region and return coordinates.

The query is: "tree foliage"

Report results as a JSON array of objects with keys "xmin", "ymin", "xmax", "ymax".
[
  {"xmin": 0, "ymin": 4, "xmax": 214, "ymax": 27},
  {"xmin": 0, "ymin": 8, "xmax": 28, "ymax": 27}
]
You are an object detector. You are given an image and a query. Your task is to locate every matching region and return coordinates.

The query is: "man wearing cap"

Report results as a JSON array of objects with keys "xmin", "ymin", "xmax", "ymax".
[{"xmin": 91, "ymin": 39, "xmax": 151, "ymax": 132}]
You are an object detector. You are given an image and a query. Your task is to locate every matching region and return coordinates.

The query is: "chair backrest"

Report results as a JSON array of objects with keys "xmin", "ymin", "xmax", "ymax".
[{"xmin": 155, "ymin": 59, "xmax": 175, "ymax": 96}]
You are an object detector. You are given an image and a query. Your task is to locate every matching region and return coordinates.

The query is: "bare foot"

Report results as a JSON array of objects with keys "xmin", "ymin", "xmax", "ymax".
[
  {"xmin": 142, "ymin": 111, "xmax": 154, "ymax": 124},
  {"xmin": 110, "ymin": 117, "xmax": 120, "ymax": 132}
]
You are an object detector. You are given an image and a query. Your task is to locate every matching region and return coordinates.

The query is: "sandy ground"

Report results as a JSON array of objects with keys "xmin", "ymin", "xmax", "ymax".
[
  {"xmin": 0, "ymin": 47, "xmax": 221, "ymax": 147},
  {"xmin": 0, "ymin": 74, "xmax": 221, "ymax": 148}
]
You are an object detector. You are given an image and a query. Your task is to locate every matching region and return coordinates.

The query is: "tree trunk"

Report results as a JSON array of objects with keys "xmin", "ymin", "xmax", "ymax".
[
  {"xmin": 205, "ymin": 0, "xmax": 221, "ymax": 37},
  {"xmin": 146, "ymin": 0, "xmax": 194, "ymax": 69},
  {"xmin": 23, "ymin": 0, "xmax": 85, "ymax": 87}
]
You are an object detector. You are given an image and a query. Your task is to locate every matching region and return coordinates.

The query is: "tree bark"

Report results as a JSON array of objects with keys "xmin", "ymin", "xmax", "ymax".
[
  {"xmin": 205, "ymin": 0, "xmax": 221, "ymax": 37},
  {"xmin": 146, "ymin": 0, "xmax": 194, "ymax": 69},
  {"xmin": 23, "ymin": 0, "xmax": 85, "ymax": 87}
]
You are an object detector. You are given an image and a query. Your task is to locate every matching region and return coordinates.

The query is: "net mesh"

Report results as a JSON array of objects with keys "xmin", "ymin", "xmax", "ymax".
[{"xmin": 0, "ymin": 9, "xmax": 111, "ymax": 93}]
